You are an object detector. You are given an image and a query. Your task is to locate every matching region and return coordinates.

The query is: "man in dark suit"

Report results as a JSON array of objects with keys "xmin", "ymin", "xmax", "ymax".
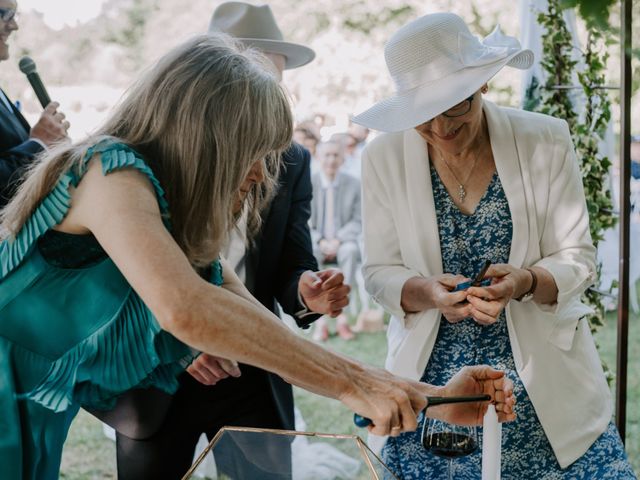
[
  {"xmin": 0, "ymin": 0, "xmax": 69, "ymax": 208},
  {"xmin": 114, "ymin": 4, "xmax": 350, "ymax": 478}
]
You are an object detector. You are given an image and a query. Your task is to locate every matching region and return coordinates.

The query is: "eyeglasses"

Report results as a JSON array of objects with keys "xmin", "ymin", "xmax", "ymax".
[
  {"xmin": 0, "ymin": 8, "xmax": 17, "ymax": 22},
  {"xmin": 442, "ymin": 94, "xmax": 475, "ymax": 118},
  {"xmin": 418, "ymin": 94, "xmax": 476, "ymax": 130}
]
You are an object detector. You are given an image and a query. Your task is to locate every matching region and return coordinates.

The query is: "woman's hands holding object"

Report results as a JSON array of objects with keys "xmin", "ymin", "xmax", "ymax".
[
  {"xmin": 465, "ymin": 264, "xmax": 533, "ymax": 325},
  {"xmin": 188, "ymin": 354, "xmax": 242, "ymax": 385},
  {"xmin": 426, "ymin": 274, "xmax": 474, "ymax": 323},
  {"xmin": 430, "ymin": 365, "xmax": 517, "ymax": 425}
]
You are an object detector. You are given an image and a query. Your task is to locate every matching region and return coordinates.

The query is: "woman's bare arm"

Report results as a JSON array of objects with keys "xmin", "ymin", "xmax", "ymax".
[
  {"xmin": 57, "ymin": 159, "xmax": 434, "ymax": 435},
  {"xmin": 56, "ymin": 159, "xmax": 516, "ymax": 433}
]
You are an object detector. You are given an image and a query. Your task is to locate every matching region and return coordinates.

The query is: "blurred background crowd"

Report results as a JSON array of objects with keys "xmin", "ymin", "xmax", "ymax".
[{"xmin": 1, "ymin": 0, "xmax": 639, "ymax": 477}]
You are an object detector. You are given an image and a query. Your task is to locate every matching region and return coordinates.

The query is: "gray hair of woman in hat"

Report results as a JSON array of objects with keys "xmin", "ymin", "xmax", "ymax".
[{"xmin": 208, "ymin": 2, "xmax": 315, "ymax": 81}]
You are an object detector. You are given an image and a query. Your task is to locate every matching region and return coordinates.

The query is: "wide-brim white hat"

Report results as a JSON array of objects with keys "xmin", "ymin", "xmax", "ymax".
[
  {"xmin": 209, "ymin": 2, "xmax": 315, "ymax": 70},
  {"xmin": 353, "ymin": 13, "xmax": 534, "ymax": 132}
]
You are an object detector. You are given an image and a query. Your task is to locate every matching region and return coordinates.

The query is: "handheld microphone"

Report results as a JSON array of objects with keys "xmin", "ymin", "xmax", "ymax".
[{"xmin": 18, "ymin": 56, "xmax": 51, "ymax": 109}]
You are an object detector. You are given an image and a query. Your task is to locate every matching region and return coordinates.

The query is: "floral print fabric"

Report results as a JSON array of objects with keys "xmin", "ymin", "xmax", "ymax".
[{"xmin": 381, "ymin": 166, "xmax": 635, "ymax": 479}]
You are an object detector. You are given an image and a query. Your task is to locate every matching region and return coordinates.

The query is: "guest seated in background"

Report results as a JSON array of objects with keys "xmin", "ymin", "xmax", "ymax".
[
  {"xmin": 328, "ymin": 129, "xmax": 386, "ymax": 334},
  {"xmin": 334, "ymin": 122, "xmax": 387, "ymax": 332},
  {"xmin": 354, "ymin": 12, "xmax": 635, "ymax": 479},
  {"xmin": 310, "ymin": 139, "xmax": 362, "ymax": 341},
  {"xmin": 329, "ymin": 132, "xmax": 356, "ymax": 172},
  {"xmin": 0, "ymin": 0, "xmax": 70, "ymax": 208},
  {"xmin": 0, "ymin": 33, "xmax": 517, "ymax": 479}
]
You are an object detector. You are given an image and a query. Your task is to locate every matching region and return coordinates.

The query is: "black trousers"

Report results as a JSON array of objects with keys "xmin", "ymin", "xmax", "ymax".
[{"xmin": 116, "ymin": 365, "xmax": 291, "ymax": 480}]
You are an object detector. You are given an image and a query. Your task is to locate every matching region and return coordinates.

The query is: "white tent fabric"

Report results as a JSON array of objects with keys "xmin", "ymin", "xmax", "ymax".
[{"xmin": 518, "ymin": 0, "xmax": 581, "ymax": 108}]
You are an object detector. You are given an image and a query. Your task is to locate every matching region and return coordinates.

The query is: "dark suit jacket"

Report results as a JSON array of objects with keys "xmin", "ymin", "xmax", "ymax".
[
  {"xmin": 247, "ymin": 142, "xmax": 320, "ymax": 327},
  {"xmin": 242, "ymin": 142, "xmax": 321, "ymax": 430},
  {"xmin": 0, "ymin": 90, "xmax": 43, "ymax": 208}
]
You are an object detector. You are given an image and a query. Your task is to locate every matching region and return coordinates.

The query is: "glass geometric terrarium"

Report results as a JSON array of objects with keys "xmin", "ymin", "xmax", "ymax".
[{"xmin": 181, "ymin": 426, "xmax": 398, "ymax": 479}]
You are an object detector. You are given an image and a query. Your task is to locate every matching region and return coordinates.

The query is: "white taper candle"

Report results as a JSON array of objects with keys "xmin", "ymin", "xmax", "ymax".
[{"xmin": 481, "ymin": 404, "xmax": 502, "ymax": 480}]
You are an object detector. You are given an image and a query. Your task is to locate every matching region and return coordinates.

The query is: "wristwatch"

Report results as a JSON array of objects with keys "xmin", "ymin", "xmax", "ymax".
[{"xmin": 515, "ymin": 268, "xmax": 537, "ymax": 303}]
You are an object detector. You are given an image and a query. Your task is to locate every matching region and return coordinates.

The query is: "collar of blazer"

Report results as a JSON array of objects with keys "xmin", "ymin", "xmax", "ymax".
[
  {"xmin": 0, "ymin": 89, "xmax": 30, "ymax": 139},
  {"xmin": 401, "ymin": 100, "xmax": 530, "ymax": 275},
  {"xmin": 483, "ymin": 100, "xmax": 530, "ymax": 269}
]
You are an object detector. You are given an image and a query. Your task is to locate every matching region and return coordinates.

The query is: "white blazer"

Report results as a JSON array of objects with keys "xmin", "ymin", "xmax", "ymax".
[{"xmin": 361, "ymin": 101, "xmax": 612, "ymax": 468}]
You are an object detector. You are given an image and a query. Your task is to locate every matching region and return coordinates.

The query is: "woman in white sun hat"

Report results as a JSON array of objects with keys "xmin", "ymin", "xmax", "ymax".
[{"xmin": 354, "ymin": 12, "xmax": 635, "ymax": 479}]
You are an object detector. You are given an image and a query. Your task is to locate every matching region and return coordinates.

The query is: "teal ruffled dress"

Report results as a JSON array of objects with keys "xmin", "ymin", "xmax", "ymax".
[{"xmin": 0, "ymin": 141, "xmax": 223, "ymax": 479}]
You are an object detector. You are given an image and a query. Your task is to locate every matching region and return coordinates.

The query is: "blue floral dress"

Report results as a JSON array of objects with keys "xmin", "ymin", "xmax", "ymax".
[{"xmin": 381, "ymin": 166, "xmax": 636, "ymax": 479}]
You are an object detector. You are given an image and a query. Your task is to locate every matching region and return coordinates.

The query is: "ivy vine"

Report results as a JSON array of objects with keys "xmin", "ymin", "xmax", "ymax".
[{"xmin": 528, "ymin": 0, "xmax": 617, "ymax": 380}]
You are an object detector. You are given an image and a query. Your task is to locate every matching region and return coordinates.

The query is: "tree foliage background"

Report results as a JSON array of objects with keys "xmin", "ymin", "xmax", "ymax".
[
  {"xmin": 0, "ymin": 0, "xmax": 640, "ymax": 137},
  {"xmin": 6, "ymin": 0, "xmax": 636, "ymax": 137}
]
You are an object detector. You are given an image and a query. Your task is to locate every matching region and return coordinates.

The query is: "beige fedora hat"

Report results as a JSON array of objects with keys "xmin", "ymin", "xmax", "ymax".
[
  {"xmin": 209, "ymin": 2, "xmax": 315, "ymax": 70},
  {"xmin": 353, "ymin": 12, "xmax": 533, "ymax": 132}
]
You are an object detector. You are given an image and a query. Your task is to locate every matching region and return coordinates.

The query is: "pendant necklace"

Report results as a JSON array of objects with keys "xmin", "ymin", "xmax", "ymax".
[{"xmin": 435, "ymin": 150, "xmax": 480, "ymax": 203}]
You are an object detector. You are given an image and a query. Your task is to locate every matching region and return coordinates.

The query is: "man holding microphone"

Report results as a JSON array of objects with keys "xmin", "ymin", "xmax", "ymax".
[{"xmin": 0, "ymin": 0, "xmax": 69, "ymax": 208}]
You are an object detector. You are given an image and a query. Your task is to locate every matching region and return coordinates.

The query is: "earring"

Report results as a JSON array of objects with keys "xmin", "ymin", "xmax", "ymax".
[{"xmin": 481, "ymin": 85, "xmax": 489, "ymax": 94}]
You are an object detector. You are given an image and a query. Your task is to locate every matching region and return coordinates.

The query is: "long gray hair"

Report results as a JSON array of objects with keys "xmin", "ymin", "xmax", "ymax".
[{"xmin": 1, "ymin": 33, "xmax": 293, "ymax": 266}]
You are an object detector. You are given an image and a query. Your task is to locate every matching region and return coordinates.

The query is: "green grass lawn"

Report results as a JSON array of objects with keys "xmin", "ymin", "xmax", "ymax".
[
  {"xmin": 60, "ymin": 410, "xmax": 116, "ymax": 479},
  {"xmin": 61, "ymin": 305, "xmax": 640, "ymax": 478}
]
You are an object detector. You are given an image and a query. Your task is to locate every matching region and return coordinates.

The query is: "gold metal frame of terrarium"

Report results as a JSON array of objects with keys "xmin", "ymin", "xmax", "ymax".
[{"xmin": 181, "ymin": 426, "xmax": 399, "ymax": 480}]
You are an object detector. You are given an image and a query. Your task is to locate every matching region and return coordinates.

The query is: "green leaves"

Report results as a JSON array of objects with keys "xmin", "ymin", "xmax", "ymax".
[
  {"xmin": 342, "ymin": 5, "xmax": 415, "ymax": 35},
  {"xmin": 533, "ymin": 0, "xmax": 616, "ymax": 382},
  {"xmin": 559, "ymin": 0, "xmax": 616, "ymax": 31}
]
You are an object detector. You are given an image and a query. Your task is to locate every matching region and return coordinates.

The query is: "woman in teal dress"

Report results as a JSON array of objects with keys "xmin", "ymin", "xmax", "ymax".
[{"xmin": 0, "ymin": 34, "xmax": 517, "ymax": 479}]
